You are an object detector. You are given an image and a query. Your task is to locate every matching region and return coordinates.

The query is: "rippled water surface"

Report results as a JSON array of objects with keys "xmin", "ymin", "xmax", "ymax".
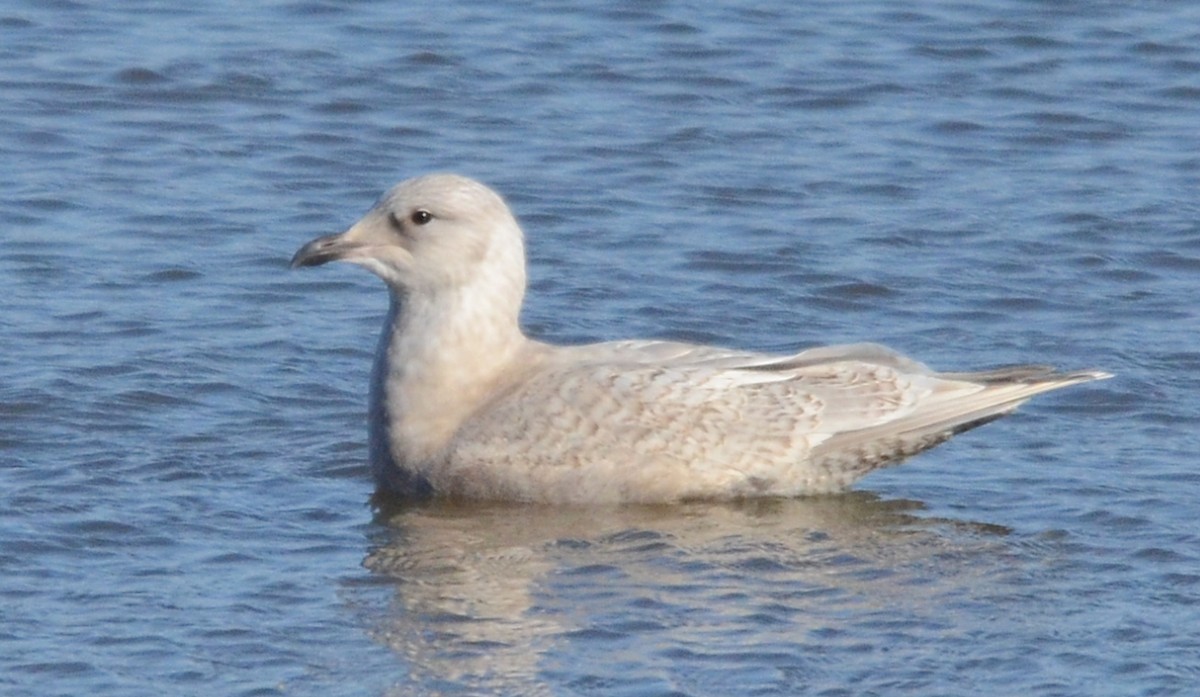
[{"xmin": 3, "ymin": 1, "xmax": 1198, "ymax": 695}]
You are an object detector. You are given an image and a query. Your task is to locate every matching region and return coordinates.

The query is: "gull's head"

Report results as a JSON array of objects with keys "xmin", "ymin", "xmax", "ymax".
[{"xmin": 291, "ymin": 174, "xmax": 526, "ymax": 296}]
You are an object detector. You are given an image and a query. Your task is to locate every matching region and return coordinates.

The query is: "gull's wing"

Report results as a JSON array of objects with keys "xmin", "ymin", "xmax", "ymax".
[{"xmin": 439, "ymin": 343, "xmax": 1109, "ymax": 502}]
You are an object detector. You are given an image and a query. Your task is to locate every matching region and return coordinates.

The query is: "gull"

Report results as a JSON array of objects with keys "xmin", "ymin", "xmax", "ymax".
[{"xmin": 291, "ymin": 174, "xmax": 1110, "ymax": 504}]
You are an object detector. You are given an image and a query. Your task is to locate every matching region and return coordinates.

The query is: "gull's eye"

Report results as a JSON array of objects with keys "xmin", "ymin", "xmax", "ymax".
[{"xmin": 410, "ymin": 209, "xmax": 433, "ymax": 226}]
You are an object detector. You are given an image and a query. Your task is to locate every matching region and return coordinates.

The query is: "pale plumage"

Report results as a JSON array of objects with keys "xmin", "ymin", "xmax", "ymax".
[{"xmin": 291, "ymin": 174, "xmax": 1110, "ymax": 504}]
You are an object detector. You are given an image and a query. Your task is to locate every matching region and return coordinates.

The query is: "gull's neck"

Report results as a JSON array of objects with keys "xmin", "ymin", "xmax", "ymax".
[{"xmin": 369, "ymin": 282, "xmax": 529, "ymax": 477}]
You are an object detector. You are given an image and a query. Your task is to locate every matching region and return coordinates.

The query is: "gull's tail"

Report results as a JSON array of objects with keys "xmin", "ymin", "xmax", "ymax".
[{"xmin": 810, "ymin": 366, "xmax": 1113, "ymax": 476}]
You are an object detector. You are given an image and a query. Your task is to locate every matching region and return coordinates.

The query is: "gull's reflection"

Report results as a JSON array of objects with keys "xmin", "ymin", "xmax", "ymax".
[{"xmin": 361, "ymin": 493, "xmax": 1010, "ymax": 694}]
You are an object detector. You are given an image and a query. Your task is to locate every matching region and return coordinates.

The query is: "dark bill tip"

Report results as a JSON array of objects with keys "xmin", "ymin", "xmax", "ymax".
[{"xmin": 290, "ymin": 234, "xmax": 346, "ymax": 269}]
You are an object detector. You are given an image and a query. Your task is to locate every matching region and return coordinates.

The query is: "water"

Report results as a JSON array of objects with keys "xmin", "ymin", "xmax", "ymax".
[{"xmin": 2, "ymin": 0, "xmax": 1198, "ymax": 695}]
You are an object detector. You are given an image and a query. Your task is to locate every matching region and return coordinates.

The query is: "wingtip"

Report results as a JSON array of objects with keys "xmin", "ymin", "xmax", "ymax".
[{"xmin": 1070, "ymin": 369, "xmax": 1114, "ymax": 383}]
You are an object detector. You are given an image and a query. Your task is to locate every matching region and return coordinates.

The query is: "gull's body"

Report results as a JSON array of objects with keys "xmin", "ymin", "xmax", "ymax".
[{"xmin": 292, "ymin": 174, "xmax": 1109, "ymax": 504}]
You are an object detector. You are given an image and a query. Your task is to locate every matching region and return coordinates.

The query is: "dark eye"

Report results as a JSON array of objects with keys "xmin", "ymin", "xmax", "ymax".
[{"xmin": 410, "ymin": 209, "xmax": 433, "ymax": 226}]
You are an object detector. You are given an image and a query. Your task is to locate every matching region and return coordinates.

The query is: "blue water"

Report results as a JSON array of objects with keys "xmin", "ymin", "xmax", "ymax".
[{"xmin": 3, "ymin": 1, "xmax": 1198, "ymax": 695}]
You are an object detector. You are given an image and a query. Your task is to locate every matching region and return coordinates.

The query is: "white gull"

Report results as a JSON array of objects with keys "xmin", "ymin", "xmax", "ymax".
[{"xmin": 291, "ymin": 173, "xmax": 1110, "ymax": 504}]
